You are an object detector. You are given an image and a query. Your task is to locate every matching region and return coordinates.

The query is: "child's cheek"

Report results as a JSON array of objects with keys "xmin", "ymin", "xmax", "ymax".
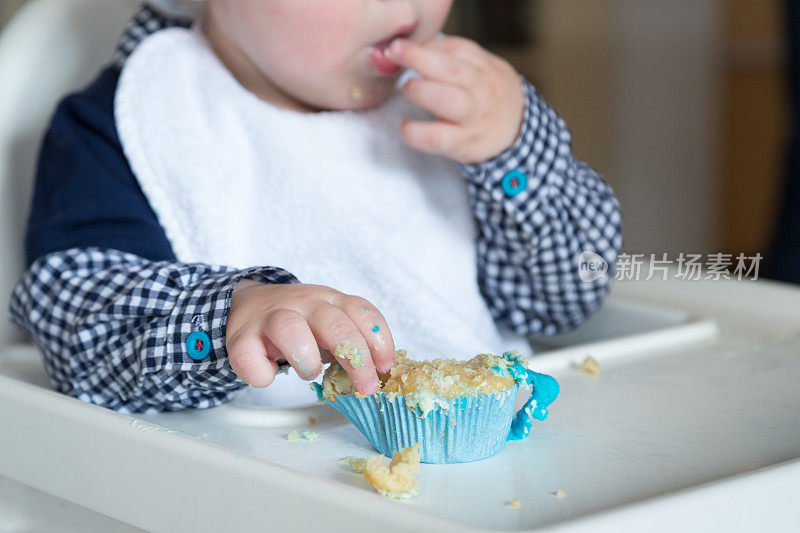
[
  {"xmin": 295, "ymin": 11, "xmax": 359, "ymax": 68},
  {"xmin": 420, "ymin": 0, "xmax": 455, "ymax": 39}
]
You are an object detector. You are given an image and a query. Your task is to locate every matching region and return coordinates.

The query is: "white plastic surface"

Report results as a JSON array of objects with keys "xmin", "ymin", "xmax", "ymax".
[
  {"xmin": 137, "ymin": 327, "xmax": 799, "ymax": 531},
  {"xmin": 2, "ymin": 280, "xmax": 800, "ymax": 532},
  {"xmin": 0, "ymin": 475, "xmax": 145, "ymax": 533}
]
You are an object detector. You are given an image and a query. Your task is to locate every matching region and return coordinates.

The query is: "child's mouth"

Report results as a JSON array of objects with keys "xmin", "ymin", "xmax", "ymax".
[{"xmin": 368, "ymin": 24, "xmax": 416, "ymax": 76}]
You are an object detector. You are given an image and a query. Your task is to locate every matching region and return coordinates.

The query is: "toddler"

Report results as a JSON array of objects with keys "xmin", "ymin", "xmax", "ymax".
[{"xmin": 9, "ymin": 0, "xmax": 622, "ymax": 412}]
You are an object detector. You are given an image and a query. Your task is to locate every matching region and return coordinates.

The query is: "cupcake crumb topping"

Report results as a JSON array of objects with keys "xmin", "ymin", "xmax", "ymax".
[{"xmin": 321, "ymin": 350, "xmax": 522, "ymax": 407}]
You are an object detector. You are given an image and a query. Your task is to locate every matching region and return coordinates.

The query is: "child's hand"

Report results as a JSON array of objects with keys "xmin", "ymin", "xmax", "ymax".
[
  {"xmin": 386, "ymin": 36, "xmax": 525, "ymax": 165},
  {"xmin": 226, "ymin": 280, "xmax": 395, "ymax": 395}
]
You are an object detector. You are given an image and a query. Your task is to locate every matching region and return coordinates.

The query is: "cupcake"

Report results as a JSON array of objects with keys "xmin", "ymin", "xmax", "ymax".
[{"xmin": 311, "ymin": 350, "xmax": 559, "ymax": 464}]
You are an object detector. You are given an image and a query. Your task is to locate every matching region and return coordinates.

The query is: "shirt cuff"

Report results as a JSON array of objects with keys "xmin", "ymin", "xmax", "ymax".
[
  {"xmin": 161, "ymin": 266, "xmax": 299, "ymax": 371},
  {"xmin": 459, "ymin": 77, "xmax": 570, "ymax": 208}
]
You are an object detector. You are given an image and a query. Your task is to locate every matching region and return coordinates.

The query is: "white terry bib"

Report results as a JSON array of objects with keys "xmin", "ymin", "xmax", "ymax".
[{"xmin": 115, "ymin": 27, "xmax": 532, "ymax": 407}]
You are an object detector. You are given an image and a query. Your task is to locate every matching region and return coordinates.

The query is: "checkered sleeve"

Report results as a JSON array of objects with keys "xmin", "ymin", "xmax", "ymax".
[
  {"xmin": 112, "ymin": 2, "xmax": 192, "ymax": 68},
  {"xmin": 8, "ymin": 248, "xmax": 298, "ymax": 413},
  {"xmin": 460, "ymin": 78, "xmax": 623, "ymax": 336}
]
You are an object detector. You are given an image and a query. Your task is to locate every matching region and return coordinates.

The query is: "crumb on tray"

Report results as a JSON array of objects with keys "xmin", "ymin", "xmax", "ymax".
[
  {"xmin": 339, "ymin": 456, "xmax": 367, "ymax": 474},
  {"xmin": 287, "ymin": 429, "xmax": 319, "ymax": 442},
  {"xmin": 507, "ymin": 498, "xmax": 521, "ymax": 510},
  {"xmin": 363, "ymin": 443, "xmax": 421, "ymax": 500},
  {"xmin": 577, "ymin": 356, "xmax": 602, "ymax": 376}
]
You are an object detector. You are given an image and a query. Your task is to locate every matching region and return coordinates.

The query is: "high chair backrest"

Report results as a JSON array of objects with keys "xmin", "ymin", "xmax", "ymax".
[{"xmin": 0, "ymin": 0, "xmax": 140, "ymax": 346}]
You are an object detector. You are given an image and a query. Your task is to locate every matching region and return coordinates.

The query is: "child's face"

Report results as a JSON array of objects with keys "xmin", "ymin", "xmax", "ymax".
[{"xmin": 204, "ymin": 0, "xmax": 454, "ymax": 111}]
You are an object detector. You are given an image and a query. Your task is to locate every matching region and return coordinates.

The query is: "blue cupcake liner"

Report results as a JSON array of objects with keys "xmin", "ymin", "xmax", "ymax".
[
  {"xmin": 325, "ymin": 386, "xmax": 520, "ymax": 464},
  {"xmin": 312, "ymin": 356, "xmax": 560, "ymax": 464}
]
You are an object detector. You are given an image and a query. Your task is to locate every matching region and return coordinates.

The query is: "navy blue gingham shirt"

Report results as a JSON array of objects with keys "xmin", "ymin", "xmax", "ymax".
[{"xmin": 8, "ymin": 3, "xmax": 622, "ymax": 413}]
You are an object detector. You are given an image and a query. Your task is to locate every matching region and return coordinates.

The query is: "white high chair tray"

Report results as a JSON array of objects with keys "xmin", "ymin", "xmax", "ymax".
[{"xmin": 1, "ymin": 278, "xmax": 799, "ymax": 532}]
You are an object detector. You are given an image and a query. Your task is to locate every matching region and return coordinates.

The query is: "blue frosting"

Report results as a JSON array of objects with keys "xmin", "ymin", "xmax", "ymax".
[
  {"xmin": 310, "ymin": 382, "xmax": 324, "ymax": 402},
  {"xmin": 493, "ymin": 352, "xmax": 560, "ymax": 441},
  {"xmin": 507, "ymin": 366, "xmax": 559, "ymax": 440}
]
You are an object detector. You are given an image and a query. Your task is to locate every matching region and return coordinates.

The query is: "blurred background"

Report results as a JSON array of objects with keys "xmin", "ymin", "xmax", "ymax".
[
  {"xmin": 0, "ymin": 0, "xmax": 795, "ymax": 282},
  {"xmin": 448, "ymin": 0, "xmax": 787, "ymax": 267}
]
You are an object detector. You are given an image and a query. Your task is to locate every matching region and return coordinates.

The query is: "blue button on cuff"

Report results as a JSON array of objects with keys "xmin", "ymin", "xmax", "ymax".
[
  {"xmin": 186, "ymin": 331, "xmax": 212, "ymax": 361},
  {"xmin": 501, "ymin": 169, "xmax": 528, "ymax": 198}
]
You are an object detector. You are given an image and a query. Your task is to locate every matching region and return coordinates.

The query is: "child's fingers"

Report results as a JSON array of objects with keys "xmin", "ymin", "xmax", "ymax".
[
  {"xmin": 387, "ymin": 38, "xmax": 479, "ymax": 88},
  {"xmin": 338, "ymin": 297, "xmax": 396, "ymax": 373},
  {"xmin": 306, "ymin": 304, "xmax": 379, "ymax": 395},
  {"xmin": 319, "ymin": 347, "xmax": 336, "ymax": 365},
  {"xmin": 402, "ymin": 78, "xmax": 473, "ymax": 123},
  {"xmin": 425, "ymin": 36, "xmax": 489, "ymax": 69},
  {"xmin": 227, "ymin": 332, "xmax": 280, "ymax": 388},
  {"xmin": 261, "ymin": 308, "xmax": 323, "ymax": 380},
  {"xmin": 400, "ymin": 119, "xmax": 464, "ymax": 156}
]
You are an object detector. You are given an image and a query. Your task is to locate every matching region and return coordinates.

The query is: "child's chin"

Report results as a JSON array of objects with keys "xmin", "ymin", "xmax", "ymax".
[
  {"xmin": 307, "ymin": 81, "xmax": 396, "ymax": 112},
  {"xmin": 337, "ymin": 80, "xmax": 398, "ymax": 111},
  {"xmin": 346, "ymin": 93, "xmax": 394, "ymax": 111}
]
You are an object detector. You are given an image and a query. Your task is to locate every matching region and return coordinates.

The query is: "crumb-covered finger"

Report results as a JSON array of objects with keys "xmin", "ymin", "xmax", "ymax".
[
  {"xmin": 261, "ymin": 308, "xmax": 322, "ymax": 380},
  {"xmin": 307, "ymin": 304, "xmax": 378, "ymax": 395},
  {"xmin": 339, "ymin": 296, "xmax": 396, "ymax": 373}
]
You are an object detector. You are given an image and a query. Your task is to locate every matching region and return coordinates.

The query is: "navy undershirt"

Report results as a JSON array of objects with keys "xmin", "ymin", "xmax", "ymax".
[{"xmin": 25, "ymin": 66, "xmax": 175, "ymax": 267}]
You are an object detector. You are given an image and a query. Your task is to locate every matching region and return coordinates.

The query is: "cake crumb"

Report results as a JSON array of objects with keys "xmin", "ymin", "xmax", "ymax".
[
  {"xmin": 507, "ymin": 498, "xmax": 521, "ymax": 510},
  {"xmin": 335, "ymin": 340, "xmax": 365, "ymax": 369},
  {"xmin": 552, "ymin": 490, "xmax": 567, "ymax": 499},
  {"xmin": 339, "ymin": 456, "xmax": 367, "ymax": 474},
  {"xmin": 577, "ymin": 356, "xmax": 602, "ymax": 376},
  {"xmin": 287, "ymin": 429, "xmax": 319, "ymax": 441},
  {"xmin": 363, "ymin": 443, "xmax": 421, "ymax": 500},
  {"xmin": 301, "ymin": 430, "xmax": 319, "ymax": 441},
  {"xmin": 308, "ymin": 417, "xmax": 317, "ymax": 425}
]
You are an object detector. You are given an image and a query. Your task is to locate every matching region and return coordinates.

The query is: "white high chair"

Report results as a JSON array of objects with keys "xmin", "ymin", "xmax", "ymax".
[
  {"xmin": 1, "ymin": 2, "xmax": 799, "ymax": 531},
  {"xmin": 0, "ymin": 2, "xmax": 144, "ymax": 530},
  {"xmin": 0, "ymin": 0, "xmax": 140, "ymax": 347}
]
